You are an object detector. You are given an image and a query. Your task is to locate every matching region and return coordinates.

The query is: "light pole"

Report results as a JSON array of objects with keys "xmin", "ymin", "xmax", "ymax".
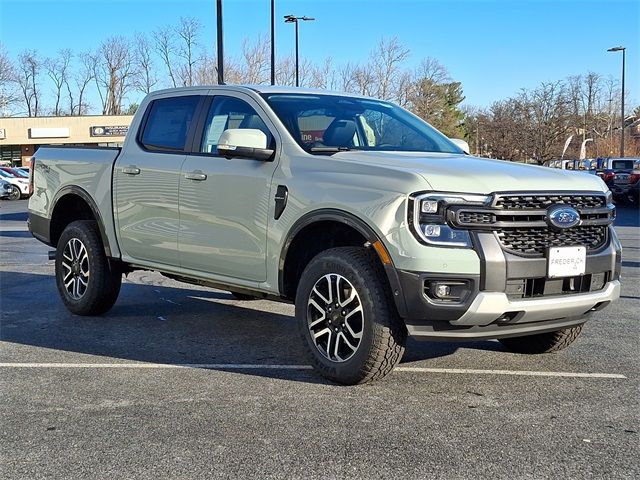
[
  {"xmin": 284, "ymin": 14, "xmax": 315, "ymax": 87},
  {"xmin": 607, "ymin": 46, "xmax": 626, "ymax": 157}
]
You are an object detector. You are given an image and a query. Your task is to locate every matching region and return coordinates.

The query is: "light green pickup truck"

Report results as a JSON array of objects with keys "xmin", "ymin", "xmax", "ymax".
[{"xmin": 28, "ymin": 86, "xmax": 621, "ymax": 384}]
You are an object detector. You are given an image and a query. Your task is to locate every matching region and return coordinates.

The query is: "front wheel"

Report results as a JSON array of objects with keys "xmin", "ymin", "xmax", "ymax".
[
  {"xmin": 7, "ymin": 185, "xmax": 21, "ymax": 201},
  {"xmin": 499, "ymin": 324, "xmax": 584, "ymax": 354},
  {"xmin": 296, "ymin": 247, "xmax": 406, "ymax": 385},
  {"xmin": 55, "ymin": 220, "xmax": 122, "ymax": 315}
]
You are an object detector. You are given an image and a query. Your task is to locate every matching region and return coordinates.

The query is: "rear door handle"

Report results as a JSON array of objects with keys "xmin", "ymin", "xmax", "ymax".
[
  {"xmin": 185, "ymin": 171, "xmax": 207, "ymax": 181},
  {"xmin": 122, "ymin": 166, "xmax": 140, "ymax": 175}
]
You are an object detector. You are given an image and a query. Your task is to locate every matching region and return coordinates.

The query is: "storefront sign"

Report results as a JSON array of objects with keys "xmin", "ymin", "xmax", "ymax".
[
  {"xmin": 0, "ymin": 128, "xmax": 5, "ymax": 139},
  {"xmin": 90, "ymin": 125, "xmax": 129, "ymax": 137},
  {"xmin": 30, "ymin": 127, "xmax": 70, "ymax": 138}
]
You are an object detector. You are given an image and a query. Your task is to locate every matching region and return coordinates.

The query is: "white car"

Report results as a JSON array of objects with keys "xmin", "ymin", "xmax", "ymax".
[{"xmin": 0, "ymin": 169, "xmax": 29, "ymax": 199}]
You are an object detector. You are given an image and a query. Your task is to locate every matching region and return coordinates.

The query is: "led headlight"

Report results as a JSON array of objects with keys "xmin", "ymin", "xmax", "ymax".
[{"xmin": 411, "ymin": 192, "xmax": 490, "ymax": 247}]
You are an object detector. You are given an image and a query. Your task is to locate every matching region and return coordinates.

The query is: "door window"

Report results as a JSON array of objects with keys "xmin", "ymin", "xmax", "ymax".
[
  {"xmin": 139, "ymin": 96, "xmax": 200, "ymax": 152},
  {"xmin": 200, "ymin": 96, "xmax": 273, "ymax": 154}
]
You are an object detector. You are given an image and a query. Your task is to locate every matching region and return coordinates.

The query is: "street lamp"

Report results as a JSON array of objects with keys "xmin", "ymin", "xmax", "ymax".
[
  {"xmin": 607, "ymin": 46, "xmax": 626, "ymax": 157},
  {"xmin": 284, "ymin": 14, "xmax": 315, "ymax": 87}
]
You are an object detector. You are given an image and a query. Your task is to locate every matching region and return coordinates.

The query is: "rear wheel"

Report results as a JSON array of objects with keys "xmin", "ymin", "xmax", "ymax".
[
  {"xmin": 55, "ymin": 220, "xmax": 122, "ymax": 315},
  {"xmin": 499, "ymin": 325, "xmax": 584, "ymax": 354},
  {"xmin": 296, "ymin": 247, "xmax": 406, "ymax": 385},
  {"xmin": 7, "ymin": 185, "xmax": 20, "ymax": 201}
]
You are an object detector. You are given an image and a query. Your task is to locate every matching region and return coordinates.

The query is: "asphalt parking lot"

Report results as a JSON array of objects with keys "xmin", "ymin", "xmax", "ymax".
[{"xmin": 1, "ymin": 199, "xmax": 638, "ymax": 479}]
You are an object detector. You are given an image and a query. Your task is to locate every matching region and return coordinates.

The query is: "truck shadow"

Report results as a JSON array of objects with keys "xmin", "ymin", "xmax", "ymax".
[{"xmin": 1, "ymin": 271, "xmax": 504, "ymax": 385}]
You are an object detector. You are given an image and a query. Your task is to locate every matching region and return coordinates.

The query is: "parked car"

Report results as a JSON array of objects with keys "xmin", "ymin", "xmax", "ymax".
[
  {"xmin": 0, "ymin": 169, "xmax": 29, "ymax": 199},
  {"xmin": 0, "ymin": 166, "xmax": 29, "ymax": 179},
  {"xmin": 0, "ymin": 178, "xmax": 15, "ymax": 199},
  {"xmin": 598, "ymin": 158, "xmax": 639, "ymax": 203},
  {"xmin": 28, "ymin": 86, "xmax": 621, "ymax": 384}
]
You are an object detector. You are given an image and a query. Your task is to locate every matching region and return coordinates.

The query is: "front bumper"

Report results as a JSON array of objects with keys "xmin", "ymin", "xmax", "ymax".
[{"xmin": 400, "ymin": 226, "xmax": 621, "ymax": 340}]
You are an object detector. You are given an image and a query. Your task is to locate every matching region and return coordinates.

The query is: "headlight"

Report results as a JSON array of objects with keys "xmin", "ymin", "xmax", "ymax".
[{"xmin": 410, "ymin": 192, "xmax": 490, "ymax": 248}]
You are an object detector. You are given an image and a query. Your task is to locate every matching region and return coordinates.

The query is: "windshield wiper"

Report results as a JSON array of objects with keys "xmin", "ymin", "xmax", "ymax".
[{"xmin": 308, "ymin": 146, "xmax": 353, "ymax": 154}]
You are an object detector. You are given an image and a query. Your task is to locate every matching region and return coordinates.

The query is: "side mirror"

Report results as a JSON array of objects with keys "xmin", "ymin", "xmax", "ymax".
[
  {"xmin": 217, "ymin": 129, "xmax": 274, "ymax": 161},
  {"xmin": 450, "ymin": 138, "xmax": 470, "ymax": 154}
]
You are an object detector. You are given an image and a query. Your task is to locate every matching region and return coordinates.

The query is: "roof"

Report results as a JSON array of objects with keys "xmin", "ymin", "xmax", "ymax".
[{"xmin": 150, "ymin": 84, "xmax": 371, "ymax": 99}]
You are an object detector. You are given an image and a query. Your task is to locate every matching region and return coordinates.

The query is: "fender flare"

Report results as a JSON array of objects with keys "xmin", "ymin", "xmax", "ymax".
[
  {"xmin": 51, "ymin": 185, "xmax": 113, "ymax": 257},
  {"xmin": 278, "ymin": 209, "xmax": 408, "ymax": 318}
]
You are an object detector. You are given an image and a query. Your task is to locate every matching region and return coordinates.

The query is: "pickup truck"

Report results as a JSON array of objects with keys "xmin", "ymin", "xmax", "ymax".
[
  {"xmin": 596, "ymin": 157, "xmax": 640, "ymax": 204},
  {"xmin": 28, "ymin": 86, "xmax": 622, "ymax": 384}
]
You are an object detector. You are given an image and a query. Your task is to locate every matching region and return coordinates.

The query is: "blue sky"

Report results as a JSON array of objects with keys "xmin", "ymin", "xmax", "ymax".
[{"xmin": 1, "ymin": 0, "xmax": 638, "ymax": 109}]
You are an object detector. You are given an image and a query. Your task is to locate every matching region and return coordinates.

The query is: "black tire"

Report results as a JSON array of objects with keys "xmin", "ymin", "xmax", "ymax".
[
  {"xmin": 230, "ymin": 292, "xmax": 257, "ymax": 301},
  {"xmin": 55, "ymin": 220, "xmax": 122, "ymax": 315},
  {"xmin": 295, "ymin": 247, "xmax": 406, "ymax": 385},
  {"xmin": 499, "ymin": 324, "xmax": 584, "ymax": 354},
  {"xmin": 7, "ymin": 185, "xmax": 20, "ymax": 201}
]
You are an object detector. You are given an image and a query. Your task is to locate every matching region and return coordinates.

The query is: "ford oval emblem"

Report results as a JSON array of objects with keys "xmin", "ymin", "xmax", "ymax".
[{"xmin": 546, "ymin": 205, "xmax": 581, "ymax": 229}]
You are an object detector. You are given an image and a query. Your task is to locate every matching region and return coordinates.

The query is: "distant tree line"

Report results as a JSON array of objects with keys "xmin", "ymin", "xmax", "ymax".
[{"xmin": 0, "ymin": 18, "xmax": 637, "ymax": 160}]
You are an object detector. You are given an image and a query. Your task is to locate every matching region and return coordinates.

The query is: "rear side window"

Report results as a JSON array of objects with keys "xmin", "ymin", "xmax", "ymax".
[{"xmin": 140, "ymin": 96, "xmax": 200, "ymax": 151}]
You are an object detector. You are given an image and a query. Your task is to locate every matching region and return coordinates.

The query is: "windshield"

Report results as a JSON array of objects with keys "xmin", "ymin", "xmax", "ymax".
[{"xmin": 261, "ymin": 93, "xmax": 463, "ymax": 155}]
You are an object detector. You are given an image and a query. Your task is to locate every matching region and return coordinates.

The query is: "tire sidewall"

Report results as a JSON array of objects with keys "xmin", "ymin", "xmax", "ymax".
[
  {"xmin": 55, "ymin": 221, "xmax": 104, "ymax": 314},
  {"xmin": 296, "ymin": 251, "xmax": 390, "ymax": 383}
]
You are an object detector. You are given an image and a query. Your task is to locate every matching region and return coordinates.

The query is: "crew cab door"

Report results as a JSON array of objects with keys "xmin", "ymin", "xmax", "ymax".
[
  {"xmin": 114, "ymin": 94, "xmax": 203, "ymax": 266},
  {"xmin": 178, "ymin": 93, "xmax": 278, "ymax": 282}
]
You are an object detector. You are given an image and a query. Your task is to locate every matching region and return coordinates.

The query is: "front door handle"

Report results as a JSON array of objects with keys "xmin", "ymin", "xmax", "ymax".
[
  {"xmin": 122, "ymin": 166, "xmax": 140, "ymax": 175},
  {"xmin": 185, "ymin": 171, "xmax": 207, "ymax": 181}
]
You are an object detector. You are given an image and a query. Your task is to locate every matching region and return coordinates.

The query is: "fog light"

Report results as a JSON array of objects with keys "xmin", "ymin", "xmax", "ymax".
[
  {"xmin": 435, "ymin": 284, "xmax": 451, "ymax": 298},
  {"xmin": 425, "ymin": 279, "xmax": 472, "ymax": 303}
]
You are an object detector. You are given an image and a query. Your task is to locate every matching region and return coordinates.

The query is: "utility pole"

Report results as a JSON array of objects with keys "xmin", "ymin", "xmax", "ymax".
[
  {"xmin": 607, "ymin": 46, "xmax": 626, "ymax": 157},
  {"xmin": 216, "ymin": 0, "xmax": 224, "ymax": 84},
  {"xmin": 284, "ymin": 15, "xmax": 315, "ymax": 87},
  {"xmin": 271, "ymin": 0, "xmax": 275, "ymax": 85}
]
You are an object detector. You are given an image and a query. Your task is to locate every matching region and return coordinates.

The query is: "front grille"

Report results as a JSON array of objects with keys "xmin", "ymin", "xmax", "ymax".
[
  {"xmin": 494, "ymin": 194, "xmax": 606, "ymax": 210},
  {"xmin": 448, "ymin": 192, "xmax": 613, "ymax": 257},
  {"xmin": 496, "ymin": 225, "xmax": 608, "ymax": 256},
  {"xmin": 458, "ymin": 211, "xmax": 495, "ymax": 224}
]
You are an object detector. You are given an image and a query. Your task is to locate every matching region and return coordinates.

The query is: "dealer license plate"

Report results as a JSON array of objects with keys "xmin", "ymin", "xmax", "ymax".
[{"xmin": 547, "ymin": 246, "xmax": 586, "ymax": 278}]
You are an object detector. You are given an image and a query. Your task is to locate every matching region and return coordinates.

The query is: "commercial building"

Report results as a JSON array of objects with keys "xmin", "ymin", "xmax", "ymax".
[{"xmin": 0, "ymin": 115, "xmax": 134, "ymax": 166}]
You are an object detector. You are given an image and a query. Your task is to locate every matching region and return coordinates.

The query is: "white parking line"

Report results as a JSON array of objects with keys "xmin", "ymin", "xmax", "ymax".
[
  {"xmin": 0, "ymin": 363, "xmax": 626, "ymax": 378},
  {"xmin": 394, "ymin": 367, "xmax": 627, "ymax": 379}
]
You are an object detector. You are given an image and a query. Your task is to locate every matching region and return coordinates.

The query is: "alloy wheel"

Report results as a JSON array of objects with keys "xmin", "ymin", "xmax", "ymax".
[
  {"xmin": 307, "ymin": 273, "xmax": 364, "ymax": 362},
  {"xmin": 61, "ymin": 238, "xmax": 90, "ymax": 300}
]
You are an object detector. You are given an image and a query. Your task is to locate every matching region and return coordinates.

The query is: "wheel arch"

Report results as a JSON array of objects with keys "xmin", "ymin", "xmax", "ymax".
[
  {"xmin": 50, "ymin": 186, "xmax": 113, "ymax": 257},
  {"xmin": 278, "ymin": 209, "xmax": 408, "ymax": 317}
]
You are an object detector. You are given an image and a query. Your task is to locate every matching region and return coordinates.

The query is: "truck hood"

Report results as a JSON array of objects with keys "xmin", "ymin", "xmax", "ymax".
[{"xmin": 331, "ymin": 151, "xmax": 607, "ymax": 194}]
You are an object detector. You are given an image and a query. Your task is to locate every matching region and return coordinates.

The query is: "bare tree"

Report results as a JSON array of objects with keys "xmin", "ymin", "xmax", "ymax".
[
  {"xmin": 133, "ymin": 33, "xmax": 158, "ymax": 94},
  {"xmin": 69, "ymin": 51, "xmax": 96, "ymax": 115},
  {"xmin": 16, "ymin": 49, "xmax": 42, "ymax": 117},
  {"xmin": 239, "ymin": 35, "xmax": 270, "ymax": 84},
  {"xmin": 45, "ymin": 49, "xmax": 72, "ymax": 115},
  {"xmin": 176, "ymin": 17, "xmax": 201, "ymax": 87},
  {"xmin": 370, "ymin": 37, "xmax": 410, "ymax": 101},
  {"xmin": 0, "ymin": 43, "xmax": 19, "ymax": 116},
  {"xmin": 153, "ymin": 26, "xmax": 178, "ymax": 88},
  {"xmin": 94, "ymin": 36, "xmax": 135, "ymax": 115}
]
